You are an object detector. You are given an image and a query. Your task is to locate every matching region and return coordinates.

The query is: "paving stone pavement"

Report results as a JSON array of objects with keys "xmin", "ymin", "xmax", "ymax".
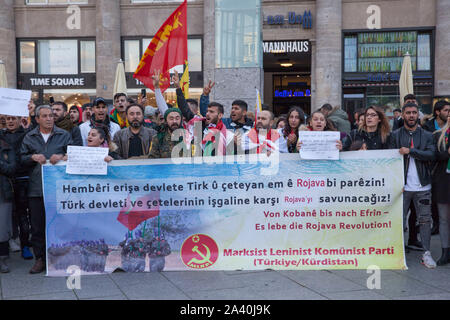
[{"xmin": 0, "ymin": 235, "xmax": 449, "ymax": 300}]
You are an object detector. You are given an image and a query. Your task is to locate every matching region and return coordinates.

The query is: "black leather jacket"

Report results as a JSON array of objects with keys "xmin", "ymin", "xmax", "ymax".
[
  {"xmin": 0, "ymin": 127, "xmax": 31, "ymax": 179},
  {"xmin": 389, "ymin": 126, "xmax": 436, "ymax": 187}
]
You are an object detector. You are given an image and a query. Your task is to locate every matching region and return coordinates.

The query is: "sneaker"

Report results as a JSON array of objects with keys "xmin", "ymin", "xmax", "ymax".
[
  {"xmin": 22, "ymin": 246, "xmax": 33, "ymax": 260},
  {"xmin": 421, "ymin": 251, "xmax": 437, "ymax": 269},
  {"xmin": 9, "ymin": 238, "xmax": 21, "ymax": 252},
  {"xmin": 0, "ymin": 257, "xmax": 10, "ymax": 273},
  {"xmin": 407, "ymin": 240, "xmax": 424, "ymax": 251}
]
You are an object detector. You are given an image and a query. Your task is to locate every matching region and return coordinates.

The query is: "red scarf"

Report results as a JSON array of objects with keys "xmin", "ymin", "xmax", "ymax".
[{"xmin": 248, "ymin": 128, "xmax": 280, "ymax": 154}]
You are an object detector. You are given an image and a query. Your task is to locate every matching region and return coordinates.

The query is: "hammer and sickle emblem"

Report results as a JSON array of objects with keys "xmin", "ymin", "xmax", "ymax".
[{"xmin": 187, "ymin": 244, "xmax": 212, "ymax": 266}]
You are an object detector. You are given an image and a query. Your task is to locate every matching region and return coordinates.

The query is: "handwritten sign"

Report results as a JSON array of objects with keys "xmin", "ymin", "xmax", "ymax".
[
  {"xmin": 66, "ymin": 146, "xmax": 109, "ymax": 175},
  {"xmin": 0, "ymin": 88, "xmax": 31, "ymax": 117},
  {"xmin": 298, "ymin": 131, "xmax": 340, "ymax": 160}
]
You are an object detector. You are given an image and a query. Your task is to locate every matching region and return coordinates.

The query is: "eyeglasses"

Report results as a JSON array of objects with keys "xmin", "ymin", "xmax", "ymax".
[{"xmin": 365, "ymin": 113, "xmax": 378, "ymax": 118}]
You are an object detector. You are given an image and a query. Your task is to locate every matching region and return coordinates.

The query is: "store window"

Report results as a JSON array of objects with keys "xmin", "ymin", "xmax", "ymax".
[
  {"xmin": 80, "ymin": 41, "xmax": 96, "ymax": 73},
  {"xmin": 215, "ymin": 0, "xmax": 262, "ymax": 68},
  {"xmin": 344, "ymin": 31, "xmax": 432, "ymax": 73},
  {"xmin": 365, "ymin": 85, "xmax": 432, "ymax": 114},
  {"xmin": 18, "ymin": 39, "xmax": 96, "ymax": 75},
  {"xmin": 26, "ymin": 0, "xmax": 88, "ymax": 4},
  {"xmin": 417, "ymin": 34, "xmax": 431, "ymax": 70},
  {"xmin": 124, "ymin": 40, "xmax": 140, "ymax": 73},
  {"xmin": 38, "ymin": 40, "xmax": 78, "ymax": 75},
  {"xmin": 20, "ymin": 41, "xmax": 35, "ymax": 73}
]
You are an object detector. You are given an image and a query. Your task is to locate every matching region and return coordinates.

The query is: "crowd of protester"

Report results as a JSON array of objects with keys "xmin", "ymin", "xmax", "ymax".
[{"xmin": 0, "ymin": 71, "xmax": 449, "ymax": 274}]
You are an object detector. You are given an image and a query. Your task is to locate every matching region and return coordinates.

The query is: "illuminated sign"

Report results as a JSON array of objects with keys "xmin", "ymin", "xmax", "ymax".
[
  {"xmin": 274, "ymin": 89, "xmax": 311, "ymax": 98},
  {"xmin": 263, "ymin": 41, "xmax": 310, "ymax": 54},
  {"xmin": 266, "ymin": 11, "xmax": 313, "ymax": 29},
  {"xmin": 367, "ymin": 73, "xmax": 400, "ymax": 82}
]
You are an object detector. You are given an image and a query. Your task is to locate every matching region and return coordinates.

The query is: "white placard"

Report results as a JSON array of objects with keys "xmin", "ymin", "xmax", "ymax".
[
  {"xmin": 66, "ymin": 146, "xmax": 109, "ymax": 175},
  {"xmin": 298, "ymin": 131, "xmax": 340, "ymax": 160},
  {"xmin": 0, "ymin": 88, "xmax": 31, "ymax": 117}
]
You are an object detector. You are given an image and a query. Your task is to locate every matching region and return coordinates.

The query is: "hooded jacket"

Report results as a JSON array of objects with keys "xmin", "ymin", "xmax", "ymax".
[
  {"xmin": 69, "ymin": 105, "xmax": 83, "ymax": 125},
  {"xmin": 55, "ymin": 114, "xmax": 83, "ymax": 146},
  {"xmin": 327, "ymin": 107, "xmax": 351, "ymax": 134}
]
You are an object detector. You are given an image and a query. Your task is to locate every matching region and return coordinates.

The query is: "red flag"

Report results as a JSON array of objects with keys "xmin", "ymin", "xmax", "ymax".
[
  {"xmin": 117, "ymin": 192, "xmax": 160, "ymax": 231},
  {"xmin": 133, "ymin": 0, "xmax": 187, "ymax": 93}
]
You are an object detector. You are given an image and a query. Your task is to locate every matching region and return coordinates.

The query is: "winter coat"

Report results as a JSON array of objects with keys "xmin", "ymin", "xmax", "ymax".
[
  {"xmin": 0, "ymin": 138, "xmax": 16, "ymax": 201},
  {"xmin": 328, "ymin": 107, "xmax": 351, "ymax": 134},
  {"xmin": 148, "ymin": 127, "xmax": 186, "ymax": 159},
  {"xmin": 0, "ymin": 127, "xmax": 31, "ymax": 178},
  {"xmin": 20, "ymin": 126, "xmax": 72, "ymax": 197}
]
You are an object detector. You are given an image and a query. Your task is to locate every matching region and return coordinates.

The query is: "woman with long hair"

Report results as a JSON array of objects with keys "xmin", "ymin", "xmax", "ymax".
[
  {"xmin": 343, "ymin": 106, "xmax": 391, "ymax": 150},
  {"xmin": 63, "ymin": 124, "xmax": 120, "ymax": 162},
  {"xmin": 277, "ymin": 106, "xmax": 305, "ymax": 153},
  {"xmin": 433, "ymin": 113, "xmax": 450, "ymax": 265},
  {"xmin": 296, "ymin": 110, "xmax": 343, "ymax": 151}
]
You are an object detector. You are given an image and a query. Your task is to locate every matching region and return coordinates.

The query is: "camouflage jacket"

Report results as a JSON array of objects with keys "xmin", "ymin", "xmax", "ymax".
[{"xmin": 148, "ymin": 129, "xmax": 189, "ymax": 159}]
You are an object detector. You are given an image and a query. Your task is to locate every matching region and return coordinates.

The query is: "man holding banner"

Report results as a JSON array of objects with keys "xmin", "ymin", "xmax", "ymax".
[
  {"xmin": 20, "ymin": 105, "xmax": 72, "ymax": 274},
  {"xmin": 390, "ymin": 102, "xmax": 437, "ymax": 269}
]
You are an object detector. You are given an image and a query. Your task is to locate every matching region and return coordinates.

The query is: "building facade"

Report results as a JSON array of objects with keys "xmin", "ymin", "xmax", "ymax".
[{"xmin": 0, "ymin": 0, "xmax": 449, "ymax": 118}]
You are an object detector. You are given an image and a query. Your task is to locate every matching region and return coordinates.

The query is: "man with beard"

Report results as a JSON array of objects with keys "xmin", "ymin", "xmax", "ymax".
[
  {"xmin": 390, "ymin": 102, "xmax": 437, "ymax": 268},
  {"xmin": 68, "ymin": 105, "xmax": 83, "ymax": 125},
  {"xmin": 222, "ymin": 100, "xmax": 254, "ymax": 134},
  {"xmin": 241, "ymin": 110, "xmax": 279, "ymax": 155},
  {"xmin": 113, "ymin": 104, "xmax": 156, "ymax": 159},
  {"xmin": 79, "ymin": 97, "xmax": 120, "ymax": 146},
  {"xmin": 51, "ymin": 102, "xmax": 83, "ymax": 146},
  {"xmin": 422, "ymin": 100, "xmax": 450, "ymax": 133},
  {"xmin": 148, "ymin": 108, "xmax": 186, "ymax": 159},
  {"xmin": 110, "ymin": 93, "xmax": 130, "ymax": 128},
  {"xmin": 172, "ymin": 71, "xmax": 232, "ymax": 156},
  {"xmin": 81, "ymin": 103, "xmax": 93, "ymax": 123}
]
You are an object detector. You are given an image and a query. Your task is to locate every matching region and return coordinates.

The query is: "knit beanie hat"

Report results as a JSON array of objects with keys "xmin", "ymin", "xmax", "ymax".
[{"xmin": 164, "ymin": 107, "xmax": 183, "ymax": 121}]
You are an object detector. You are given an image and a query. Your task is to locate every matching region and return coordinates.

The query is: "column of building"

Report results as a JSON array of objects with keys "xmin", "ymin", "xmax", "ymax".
[
  {"xmin": 203, "ymin": 0, "xmax": 216, "ymax": 100},
  {"xmin": 203, "ymin": 0, "xmax": 264, "ymax": 114},
  {"xmin": 435, "ymin": 0, "xmax": 450, "ymax": 97},
  {"xmin": 313, "ymin": 0, "xmax": 342, "ymax": 111},
  {"xmin": 0, "ymin": 0, "xmax": 16, "ymax": 89},
  {"xmin": 95, "ymin": 0, "xmax": 121, "ymax": 99}
]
